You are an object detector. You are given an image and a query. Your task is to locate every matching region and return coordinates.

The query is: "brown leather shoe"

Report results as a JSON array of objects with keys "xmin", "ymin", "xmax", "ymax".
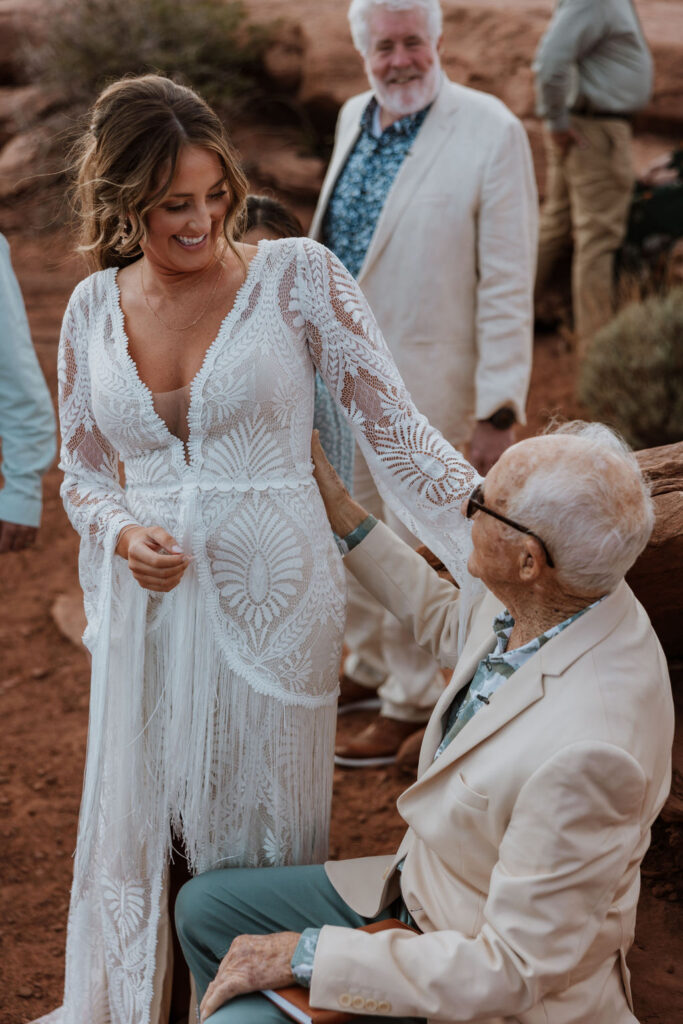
[
  {"xmin": 337, "ymin": 674, "xmax": 381, "ymax": 715},
  {"xmin": 335, "ymin": 715, "xmax": 425, "ymax": 767},
  {"xmin": 395, "ymin": 726, "xmax": 427, "ymax": 777}
]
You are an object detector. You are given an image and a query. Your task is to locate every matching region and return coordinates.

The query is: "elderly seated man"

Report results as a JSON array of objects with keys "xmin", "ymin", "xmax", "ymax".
[{"xmin": 176, "ymin": 422, "xmax": 673, "ymax": 1024}]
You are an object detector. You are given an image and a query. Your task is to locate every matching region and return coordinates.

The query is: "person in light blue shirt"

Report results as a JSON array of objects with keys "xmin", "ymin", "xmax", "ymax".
[{"xmin": 0, "ymin": 233, "xmax": 56, "ymax": 552}]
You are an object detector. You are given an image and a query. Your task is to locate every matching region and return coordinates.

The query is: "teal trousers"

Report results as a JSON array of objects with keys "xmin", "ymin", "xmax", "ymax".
[{"xmin": 175, "ymin": 863, "xmax": 425, "ymax": 1023}]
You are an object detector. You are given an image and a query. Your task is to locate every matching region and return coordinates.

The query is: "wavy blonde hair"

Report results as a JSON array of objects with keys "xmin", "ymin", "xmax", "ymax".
[{"xmin": 73, "ymin": 74, "xmax": 248, "ymax": 270}]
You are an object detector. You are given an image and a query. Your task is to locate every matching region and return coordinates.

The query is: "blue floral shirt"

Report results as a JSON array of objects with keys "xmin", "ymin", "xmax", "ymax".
[
  {"xmin": 322, "ymin": 97, "xmax": 432, "ymax": 277},
  {"xmin": 291, "ymin": 572, "xmax": 603, "ymax": 986}
]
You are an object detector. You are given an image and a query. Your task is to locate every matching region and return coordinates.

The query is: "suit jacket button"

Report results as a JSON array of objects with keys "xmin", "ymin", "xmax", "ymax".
[
  {"xmin": 378, "ymin": 1000, "xmax": 392, "ymax": 1013},
  {"xmin": 339, "ymin": 993, "xmax": 352, "ymax": 1008},
  {"xmin": 365, "ymin": 998, "xmax": 378, "ymax": 1011},
  {"xmin": 351, "ymin": 996, "xmax": 365, "ymax": 1010}
]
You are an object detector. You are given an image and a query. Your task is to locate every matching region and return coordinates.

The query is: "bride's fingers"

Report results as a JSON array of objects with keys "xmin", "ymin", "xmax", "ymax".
[
  {"xmin": 129, "ymin": 545, "xmax": 189, "ymax": 570},
  {"xmin": 132, "ymin": 568, "xmax": 187, "ymax": 591},
  {"xmin": 128, "ymin": 557, "xmax": 190, "ymax": 579},
  {"xmin": 146, "ymin": 525, "xmax": 185, "ymax": 554}
]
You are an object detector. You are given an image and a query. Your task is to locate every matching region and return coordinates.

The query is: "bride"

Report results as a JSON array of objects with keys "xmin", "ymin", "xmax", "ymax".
[{"xmin": 50, "ymin": 74, "xmax": 478, "ymax": 1023}]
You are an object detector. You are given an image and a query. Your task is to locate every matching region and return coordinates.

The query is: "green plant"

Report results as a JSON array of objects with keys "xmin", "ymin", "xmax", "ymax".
[
  {"xmin": 33, "ymin": 0, "xmax": 270, "ymax": 108},
  {"xmin": 578, "ymin": 287, "xmax": 683, "ymax": 449}
]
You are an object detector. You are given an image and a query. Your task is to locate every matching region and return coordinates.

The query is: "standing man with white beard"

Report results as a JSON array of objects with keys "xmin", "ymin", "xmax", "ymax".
[{"xmin": 309, "ymin": 0, "xmax": 538, "ymax": 764}]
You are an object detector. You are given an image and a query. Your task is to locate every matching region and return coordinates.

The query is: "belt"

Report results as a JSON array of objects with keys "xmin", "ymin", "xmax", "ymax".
[{"xmin": 569, "ymin": 107, "xmax": 634, "ymax": 121}]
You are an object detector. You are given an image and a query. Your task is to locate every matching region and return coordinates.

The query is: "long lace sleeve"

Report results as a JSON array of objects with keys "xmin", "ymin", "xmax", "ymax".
[
  {"xmin": 58, "ymin": 280, "xmax": 139, "ymax": 647},
  {"xmin": 295, "ymin": 239, "xmax": 480, "ymax": 594}
]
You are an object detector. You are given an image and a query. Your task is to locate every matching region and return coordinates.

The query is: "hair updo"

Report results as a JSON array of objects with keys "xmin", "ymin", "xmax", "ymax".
[{"xmin": 73, "ymin": 74, "xmax": 248, "ymax": 270}]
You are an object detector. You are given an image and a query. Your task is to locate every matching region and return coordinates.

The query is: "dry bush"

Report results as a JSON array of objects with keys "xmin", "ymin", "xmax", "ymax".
[
  {"xmin": 31, "ymin": 0, "xmax": 271, "ymax": 109},
  {"xmin": 578, "ymin": 287, "xmax": 683, "ymax": 449}
]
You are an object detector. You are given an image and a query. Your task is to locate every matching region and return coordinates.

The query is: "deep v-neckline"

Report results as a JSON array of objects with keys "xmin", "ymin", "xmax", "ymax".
[{"xmin": 110, "ymin": 240, "xmax": 268, "ymax": 466}]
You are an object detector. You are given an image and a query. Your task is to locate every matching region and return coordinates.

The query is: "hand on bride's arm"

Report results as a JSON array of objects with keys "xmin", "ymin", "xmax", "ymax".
[
  {"xmin": 115, "ymin": 524, "xmax": 192, "ymax": 592},
  {"xmin": 311, "ymin": 429, "xmax": 367, "ymax": 537},
  {"xmin": 200, "ymin": 932, "xmax": 301, "ymax": 1022}
]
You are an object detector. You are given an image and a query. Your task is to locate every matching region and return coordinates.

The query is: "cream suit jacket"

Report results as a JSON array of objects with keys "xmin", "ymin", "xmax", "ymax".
[
  {"xmin": 310, "ymin": 524, "xmax": 673, "ymax": 1024},
  {"xmin": 309, "ymin": 78, "xmax": 538, "ymax": 444}
]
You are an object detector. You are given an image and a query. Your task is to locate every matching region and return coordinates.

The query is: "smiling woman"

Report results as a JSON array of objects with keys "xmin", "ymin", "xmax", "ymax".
[{"xmin": 47, "ymin": 73, "xmax": 479, "ymax": 1024}]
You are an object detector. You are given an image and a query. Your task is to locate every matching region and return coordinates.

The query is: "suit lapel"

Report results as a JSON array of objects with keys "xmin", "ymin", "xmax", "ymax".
[
  {"xmin": 415, "ymin": 582, "xmax": 633, "ymax": 784},
  {"xmin": 419, "ymin": 656, "xmax": 546, "ymax": 783},
  {"xmin": 418, "ymin": 632, "xmax": 496, "ymax": 772},
  {"xmin": 358, "ymin": 78, "xmax": 460, "ymax": 283}
]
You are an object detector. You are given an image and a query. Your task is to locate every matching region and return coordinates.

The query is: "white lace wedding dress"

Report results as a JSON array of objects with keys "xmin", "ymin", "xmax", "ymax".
[{"xmin": 46, "ymin": 237, "xmax": 478, "ymax": 1024}]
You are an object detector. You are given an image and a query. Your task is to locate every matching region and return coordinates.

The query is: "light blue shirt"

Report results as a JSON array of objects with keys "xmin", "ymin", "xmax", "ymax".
[{"xmin": 0, "ymin": 234, "xmax": 56, "ymax": 527}]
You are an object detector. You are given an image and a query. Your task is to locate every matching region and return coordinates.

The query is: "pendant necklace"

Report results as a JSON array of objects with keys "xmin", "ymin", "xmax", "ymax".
[{"xmin": 140, "ymin": 254, "xmax": 223, "ymax": 332}]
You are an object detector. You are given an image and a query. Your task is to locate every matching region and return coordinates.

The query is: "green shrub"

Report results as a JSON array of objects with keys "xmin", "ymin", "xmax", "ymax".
[
  {"xmin": 32, "ymin": 0, "xmax": 270, "ymax": 108},
  {"xmin": 578, "ymin": 287, "xmax": 683, "ymax": 449}
]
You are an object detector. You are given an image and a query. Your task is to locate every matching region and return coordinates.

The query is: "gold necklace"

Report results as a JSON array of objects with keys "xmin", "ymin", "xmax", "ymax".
[{"xmin": 140, "ymin": 255, "xmax": 223, "ymax": 332}]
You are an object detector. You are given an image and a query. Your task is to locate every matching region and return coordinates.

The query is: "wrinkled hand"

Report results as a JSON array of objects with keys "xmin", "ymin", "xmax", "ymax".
[
  {"xmin": 0, "ymin": 520, "xmax": 38, "ymax": 554},
  {"xmin": 311, "ymin": 429, "xmax": 367, "ymax": 537},
  {"xmin": 116, "ymin": 524, "xmax": 192, "ymax": 592},
  {"xmin": 469, "ymin": 421, "xmax": 516, "ymax": 476},
  {"xmin": 200, "ymin": 932, "xmax": 300, "ymax": 1022},
  {"xmin": 550, "ymin": 127, "xmax": 583, "ymax": 158}
]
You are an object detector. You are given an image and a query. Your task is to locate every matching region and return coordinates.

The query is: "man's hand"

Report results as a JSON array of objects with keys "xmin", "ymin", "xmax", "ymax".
[
  {"xmin": 550, "ymin": 127, "xmax": 583, "ymax": 158},
  {"xmin": 200, "ymin": 932, "xmax": 301, "ymax": 1022},
  {"xmin": 469, "ymin": 421, "xmax": 516, "ymax": 476},
  {"xmin": 311, "ymin": 430, "xmax": 368, "ymax": 537},
  {"xmin": 0, "ymin": 520, "xmax": 38, "ymax": 553}
]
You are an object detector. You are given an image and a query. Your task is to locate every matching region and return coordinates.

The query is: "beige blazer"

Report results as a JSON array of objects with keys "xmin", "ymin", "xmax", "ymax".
[
  {"xmin": 309, "ymin": 78, "xmax": 538, "ymax": 444},
  {"xmin": 311, "ymin": 524, "xmax": 673, "ymax": 1024}
]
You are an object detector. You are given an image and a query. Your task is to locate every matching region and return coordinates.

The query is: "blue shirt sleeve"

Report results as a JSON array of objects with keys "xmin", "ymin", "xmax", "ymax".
[
  {"xmin": 291, "ymin": 927, "xmax": 321, "ymax": 988},
  {"xmin": 0, "ymin": 234, "xmax": 57, "ymax": 526},
  {"xmin": 335, "ymin": 514, "xmax": 378, "ymax": 556}
]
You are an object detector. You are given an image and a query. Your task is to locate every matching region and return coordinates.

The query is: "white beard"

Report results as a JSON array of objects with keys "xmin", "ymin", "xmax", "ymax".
[{"xmin": 366, "ymin": 59, "xmax": 442, "ymax": 120}]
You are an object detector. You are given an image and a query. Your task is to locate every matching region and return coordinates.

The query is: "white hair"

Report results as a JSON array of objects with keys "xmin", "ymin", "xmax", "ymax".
[
  {"xmin": 505, "ymin": 421, "xmax": 654, "ymax": 594},
  {"xmin": 348, "ymin": 0, "xmax": 443, "ymax": 55}
]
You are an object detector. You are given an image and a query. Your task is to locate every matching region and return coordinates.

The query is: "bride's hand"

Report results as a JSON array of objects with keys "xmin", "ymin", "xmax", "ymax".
[{"xmin": 116, "ymin": 525, "xmax": 192, "ymax": 592}]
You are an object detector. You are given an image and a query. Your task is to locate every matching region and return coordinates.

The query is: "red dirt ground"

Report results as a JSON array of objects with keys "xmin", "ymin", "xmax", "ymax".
[{"xmin": 1, "ymin": 227, "xmax": 681, "ymax": 1024}]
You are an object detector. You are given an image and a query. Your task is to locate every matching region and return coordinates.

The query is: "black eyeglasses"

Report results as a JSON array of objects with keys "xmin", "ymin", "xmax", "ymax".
[{"xmin": 465, "ymin": 482, "xmax": 555, "ymax": 568}]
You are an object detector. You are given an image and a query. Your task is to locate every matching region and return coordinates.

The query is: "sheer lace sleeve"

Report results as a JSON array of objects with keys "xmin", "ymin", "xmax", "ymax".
[
  {"xmin": 58, "ymin": 279, "xmax": 138, "ymax": 645},
  {"xmin": 295, "ymin": 239, "xmax": 480, "ymax": 591}
]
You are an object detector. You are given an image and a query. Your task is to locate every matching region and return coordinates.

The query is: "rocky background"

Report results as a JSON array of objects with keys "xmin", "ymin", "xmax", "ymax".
[{"xmin": 0, "ymin": 1, "xmax": 681, "ymax": 1021}]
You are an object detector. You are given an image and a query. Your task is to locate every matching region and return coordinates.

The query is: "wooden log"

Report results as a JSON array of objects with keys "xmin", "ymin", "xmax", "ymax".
[{"xmin": 629, "ymin": 441, "xmax": 683, "ymax": 661}]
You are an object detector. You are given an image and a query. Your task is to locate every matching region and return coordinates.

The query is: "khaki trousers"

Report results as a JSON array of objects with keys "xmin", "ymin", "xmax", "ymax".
[
  {"xmin": 343, "ymin": 446, "xmax": 446, "ymax": 723},
  {"xmin": 535, "ymin": 116, "xmax": 635, "ymax": 349}
]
